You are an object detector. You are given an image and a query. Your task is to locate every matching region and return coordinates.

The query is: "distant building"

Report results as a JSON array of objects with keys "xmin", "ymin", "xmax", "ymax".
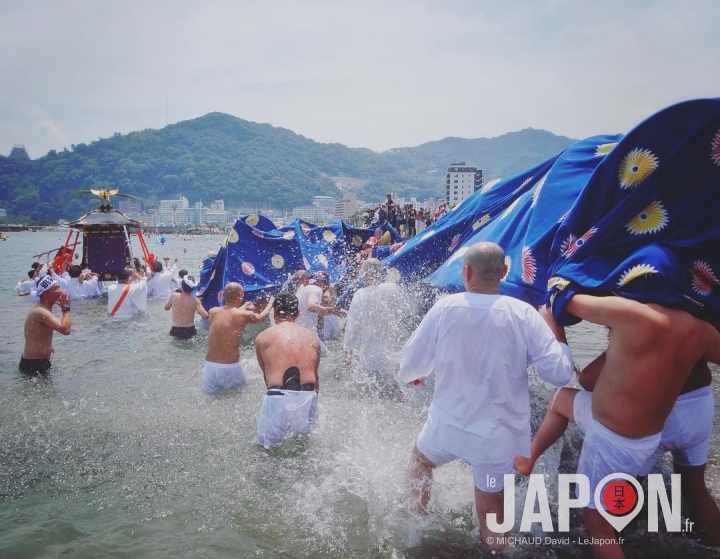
[
  {"xmin": 184, "ymin": 204, "xmax": 207, "ymax": 226},
  {"xmin": 118, "ymin": 200, "xmax": 141, "ymax": 216},
  {"xmin": 9, "ymin": 144, "xmax": 30, "ymax": 160},
  {"xmin": 445, "ymin": 162, "xmax": 483, "ymax": 205},
  {"xmin": 334, "ymin": 193, "xmax": 357, "ymax": 220},
  {"xmin": 313, "ymin": 196, "xmax": 335, "ymax": 211},
  {"xmin": 209, "ymin": 199, "xmax": 225, "ymax": 211},
  {"xmin": 328, "ymin": 176, "xmax": 371, "ymax": 191},
  {"xmin": 206, "ymin": 210, "xmax": 228, "ymax": 225},
  {"xmin": 159, "ymin": 195, "xmax": 189, "ymax": 224},
  {"xmin": 292, "ymin": 205, "xmax": 330, "ymax": 224}
]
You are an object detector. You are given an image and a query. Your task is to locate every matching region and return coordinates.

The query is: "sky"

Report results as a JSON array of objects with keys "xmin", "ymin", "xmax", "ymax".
[{"xmin": 1, "ymin": 0, "xmax": 719, "ymax": 159}]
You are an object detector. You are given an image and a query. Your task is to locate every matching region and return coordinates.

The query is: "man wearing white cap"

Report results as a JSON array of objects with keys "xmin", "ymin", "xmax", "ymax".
[
  {"xmin": 164, "ymin": 276, "xmax": 209, "ymax": 339},
  {"xmin": 20, "ymin": 275, "xmax": 72, "ymax": 376}
]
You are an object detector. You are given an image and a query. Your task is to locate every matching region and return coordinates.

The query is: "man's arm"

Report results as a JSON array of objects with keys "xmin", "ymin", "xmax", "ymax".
[
  {"xmin": 704, "ymin": 320, "xmax": 720, "ymax": 364},
  {"xmin": 565, "ymin": 294, "xmax": 655, "ymax": 329},
  {"xmin": 164, "ymin": 293, "xmax": 173, "ymax": 311},
  {"xmin": 195, "ymin": 299, "xmax": 209, "ymax": 319},
  {"xmin": 44, "ymin": 293, "xmax": 72, "ymax": 335},
  {"xmin": 528, "ymin": 306, "xmax": 573, "ymax": 387},
  {"xmin": 239, "ymin": 297, "xmax": 274, "ymax": 324}
]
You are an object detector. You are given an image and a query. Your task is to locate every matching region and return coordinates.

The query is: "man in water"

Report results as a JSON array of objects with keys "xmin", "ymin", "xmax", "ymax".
[
  {"xmin": 399, "ymin": 242, "xmax": 574, "ymax": 550},
  {"xmin": 254, "ymin": 292, "xmax": 322, "ymax": 447},
  {"xmin": 107, "ymin": 269, "xmax": 147, "ymax": 319},
  {"xmin": 53, "ymin": 264, "xmax": 102, "ymax": 299},
  {"xmin": 516, "ymin": 295, "xmax": 720, "ymax": 558},
  {"xmin": 343, "ymin": 258, "xmax": 413, "ymax": 385},
  {"xmin": 202, "ymin": 282, "xmax": 273, "ymax": 393},
  {"xmin": 296, "ymin": 271, "xmax": 346, "ymax": 339},
  {"xmin": 20, "ymin": 275, "xmax": 72, "ymax": 376},
  {"xmin": 515, "ymin": 355, "xmax": 720, "ymax": 549},
  {"xmin": 163, "ymin": 276, "xmax": 209, "ymax": 339}
]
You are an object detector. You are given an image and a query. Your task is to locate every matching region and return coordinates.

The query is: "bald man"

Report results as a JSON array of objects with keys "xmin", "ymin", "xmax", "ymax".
[
  {"xmin": 202, "ymin": 282, "xmax": 273, "ymax": 393},
  {"xmin": 399, "ymin": 242, "xmax": 574, "ymax": 550}
]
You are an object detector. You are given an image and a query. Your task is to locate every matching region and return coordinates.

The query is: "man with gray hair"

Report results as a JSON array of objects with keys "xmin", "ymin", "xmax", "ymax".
[{"xmin": 399, "ymin": 242, "xmax": 574, "ymax": 549}]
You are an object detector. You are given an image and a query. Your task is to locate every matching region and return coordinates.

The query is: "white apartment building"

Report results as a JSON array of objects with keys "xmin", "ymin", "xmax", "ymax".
[
  {"xmin": 446, "ymin": 163, "xmax": 483, "ymax": 206},
  {"xmin": 159, "ymin": 195, "xmax": 189, "ymax": 224},
  {"xmin": 334, "ymin": 193, "xmax": 357, "ymax": 220}
]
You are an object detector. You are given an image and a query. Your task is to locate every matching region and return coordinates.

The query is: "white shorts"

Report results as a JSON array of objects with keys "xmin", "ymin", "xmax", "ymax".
[
  {"xmin": 256, "ymin": 390, "xmax": 318, "ymax": 448},
  {"xmin": 577, "ymin": 415, "xmax": 661, "ymax": 509},
  {"xmin": 416, "ymin": 406, "xmax": 515, "ymax": 493},
  {"xmin": 572, "ymin": 389, "xmax": 593, "ymax": 433},
  {"xmin": 202, "ymin": 361, "xmax": 246, "ymax": 393},
  {"xmin": 638, "ymin": 386, "xmax": 714, "ymax": 475}
]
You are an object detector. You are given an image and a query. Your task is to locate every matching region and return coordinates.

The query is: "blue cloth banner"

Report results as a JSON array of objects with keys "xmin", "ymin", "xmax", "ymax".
[{"xmin": 198, "ymin": 99, "xmax": 720, "ymax": 323}]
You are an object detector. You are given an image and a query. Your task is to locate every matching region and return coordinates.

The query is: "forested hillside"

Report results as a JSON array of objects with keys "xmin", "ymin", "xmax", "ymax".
[{"xmin": 0, "ymin": 112, "xmax": 575, "ymax": 222}]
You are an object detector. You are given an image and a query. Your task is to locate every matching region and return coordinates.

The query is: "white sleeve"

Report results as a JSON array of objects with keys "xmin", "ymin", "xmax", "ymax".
[
  {"xmin": 343, "ymin": 293, "xmax": 362, "ymax": 352},
  {"xmin": 131, "ymin": 281, "xmax": 148, "ymax": 312},
  {"xmin": 398, "ymin": 304, "xmax": 440, "ymax": 383},
  {"xmin": 526, "ymin": 309, "xmax": 573, "ymax": 387}
]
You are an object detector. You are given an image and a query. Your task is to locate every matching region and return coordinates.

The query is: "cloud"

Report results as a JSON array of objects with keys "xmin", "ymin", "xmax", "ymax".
[{"xmin": 36, "ymin": 120, "xmax": 68, "ymax": 143}]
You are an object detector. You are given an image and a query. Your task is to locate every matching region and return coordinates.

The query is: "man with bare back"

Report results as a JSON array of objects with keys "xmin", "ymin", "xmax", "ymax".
[
  {"xmin": 20, "ymin": 275, "xmax": 72, "ymax": 376},
  {"xmin": 164, "ymin": 277, "xmax": 208, "ymax": 339},
  {"xmin": 516, "ymin": 294, "xmax": 720, "ymax": 558},
  {"xmin": 254, "ymin": 292, "xmax": 322, "ymax": 448},
  {"xmin": 202, "ymin": 282, "xmax": 273, "ymax": 393}
]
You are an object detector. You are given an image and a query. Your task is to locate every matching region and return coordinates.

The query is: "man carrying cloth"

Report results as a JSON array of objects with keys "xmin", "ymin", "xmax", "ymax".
[
  {"xmin": 399, "ymin": 242, "xmax": 574, "ymax": 550},
  {"xmin": 20, "ymin": 275, "xmax": 72, "ymax": 376},
  {"xmin": 202, "ymin": 282, "xmax": 272, "ymax": 393},
  {"xmin": 255, "ymin": 292, "xmax": 322, "ymax": 448},
  {"xmin": 535, "ymin": 291, "xmax": 720, "ymax": 558}
]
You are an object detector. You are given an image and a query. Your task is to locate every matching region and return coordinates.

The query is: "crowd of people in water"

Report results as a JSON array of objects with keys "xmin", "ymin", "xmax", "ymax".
[{"xmin": 15, "ymin": 236, "xmax": 720, "ymax": 559}]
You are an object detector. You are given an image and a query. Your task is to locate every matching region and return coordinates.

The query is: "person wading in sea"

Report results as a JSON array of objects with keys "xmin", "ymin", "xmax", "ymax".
[
  {"xmin": 202, "ymin": 282, "xmax": 273, "ymax": 393},
  {"xmin": 164, "ymin": 276, "xmax": 208, "ymax": 339},
  {"xmin": 20, "ymin": 275, "xmax": 72, "ymax": 376},
  {"xmin": 254, "ymin": 292, "xmax": 322, "ymax": 447}
]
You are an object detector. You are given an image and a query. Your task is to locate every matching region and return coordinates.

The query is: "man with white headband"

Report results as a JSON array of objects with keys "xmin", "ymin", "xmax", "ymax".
[
  {"xmin": 20, "ymin": 275, "xmax": 72, "ymax": 376},
  {"xmin": 163, "ymin": 276, "xmax": 208, "ymax": 339}
]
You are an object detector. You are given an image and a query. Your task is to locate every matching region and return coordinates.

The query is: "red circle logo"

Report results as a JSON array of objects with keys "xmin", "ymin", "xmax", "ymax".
[{"xmin": 600, "ymin": 480, "xmax": 638, "ymax": 516}]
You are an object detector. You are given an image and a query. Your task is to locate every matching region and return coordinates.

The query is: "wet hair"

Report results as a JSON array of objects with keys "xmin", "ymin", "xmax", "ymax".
[
  {"xmin": 31, "ymin": 262, "xmax": 40, "ymax": 270},
  {"xmin": 117, "ymin": 269, "xmax": 131, "ymax": 281},
  {"xmin": 180, "ymin": 276, "xmax": 196, "ymax": 293},
  {"xmin": 68, "ymin": 265, "xmax": 82, "ymax": 278},
  {"xmin": 178, "ymin": 269, "xmax": 188, "ymax": 278},
  {"xmin": 273, "ymin": 292, "xmax": 299, "ymax": 318},
  {"xmin": 153, "ymin": 261, "xmax": 163, "ymax": 273},
  {"xmin": 27, "ymin": 270, "xmax": 35, "ymax": 279},
  {"xmin": 133, "ymin": 258, "xmax": 142, "ymax": 271}
]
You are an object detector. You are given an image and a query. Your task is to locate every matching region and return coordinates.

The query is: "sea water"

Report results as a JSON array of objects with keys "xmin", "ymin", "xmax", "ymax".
[{"xmin": 0, "ymin": 231, "xmax": 718, "ymax": 558}]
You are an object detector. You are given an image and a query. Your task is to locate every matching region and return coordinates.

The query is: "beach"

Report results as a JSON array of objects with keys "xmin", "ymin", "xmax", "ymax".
[{"xmin": 1, "ymin": 231, "xmax": 719, "ymax": 558}]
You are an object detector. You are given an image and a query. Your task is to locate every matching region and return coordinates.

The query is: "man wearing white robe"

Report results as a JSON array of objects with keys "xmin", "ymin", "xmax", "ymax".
[
  {"xmin": 399, "ymin": 242, "xmax": 574, "ymax": 550},
  {"xmin": 107, "ymin": 269, "xmax": 147, "ymax": 320},
  {"xmin": 343, "ymin": 259, "xmax": 413, "ymax": 384}
]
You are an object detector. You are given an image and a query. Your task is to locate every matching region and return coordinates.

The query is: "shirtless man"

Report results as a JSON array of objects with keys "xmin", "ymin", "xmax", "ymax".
[
  {"xmin": 520, "ymin": 294, "xmax": 720, "ymax": 558},
  {"xmin": 20, "ymin": 275, "xmax": 72, "ymax": 376},
  {"xmin": 163, "ymin": 276, "xmax": 208, "ymax": 339},
  {"xmin": 254, "ymin": 292, "xmax": 322, "ymax": 447},
  {"xmin": 202, "ymin": 282, "xmax": 273, "ymax": 393}
]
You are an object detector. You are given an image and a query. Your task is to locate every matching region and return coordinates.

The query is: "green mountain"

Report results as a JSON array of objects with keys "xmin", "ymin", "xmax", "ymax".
[{"xmin": 0, "ymin": 112, "xmax": 576, "ymax": 222}]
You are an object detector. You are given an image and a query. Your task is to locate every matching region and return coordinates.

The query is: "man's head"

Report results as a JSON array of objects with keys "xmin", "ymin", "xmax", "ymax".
[
  {"xmin": 68, "ymin": 265, "xmax": 82, "ymax": 279},
  {"xmin": 462, "ymin": 242, "xmax": 506, "ymax": 293},
  {"xmin": 117, "ymin": 269, "xmax": 131, "ymax": 283},
  {"xmin": 273, "ymin": 292, "xmax": 299, "ymax": 320},
  {"xmin": 27, "ymin": 270, "xmax": 35, "ymax": 279},
  {"xmin": 292, "ymin": 270, "xmax": 309, "ymax": 289},
  {"xmin": 180, "ymin": 276, "xmax": 197, "ymax": 293},
  {"xmin": 31, "ymin": 262, "xmax": 40, "ymax": 270},
  {"xmin": 311, "ymin": 270, "xmax": 330, "ymax": 288},
  {"xmin": 35, "ymin": 275, "xmax": 61, "ymax": 303},
  {"xmin": 153, "ymin": 261, "xmax": 163, "ymax": 273},
  {"xmin": 178, "ymin": 269, "xmax": 188, "ymax": 279},
  {"xmin": 223, "ymin": 282, "xmax": 244, "ymax": 305}
]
